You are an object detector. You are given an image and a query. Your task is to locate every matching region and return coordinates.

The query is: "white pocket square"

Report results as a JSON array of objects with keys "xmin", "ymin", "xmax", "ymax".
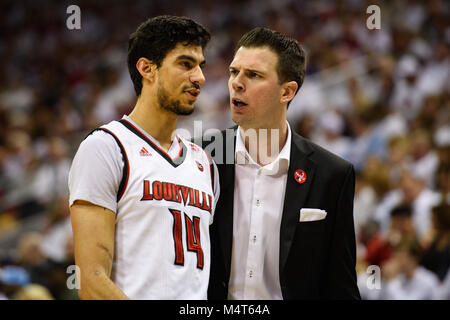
[{"xmin": 299, "ymin": 208, "xmax": 327, "ymax": 222}]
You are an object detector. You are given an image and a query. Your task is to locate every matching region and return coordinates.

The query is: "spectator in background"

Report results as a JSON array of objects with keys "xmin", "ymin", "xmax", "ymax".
[
  {"xmin": 354, "ymin": 157, "xmax": 392, "ymax": 237},
  {"xmin": 29, "ymin": 137, "xmax": 72, "ymax": 207},
  {"xmin": 434, "ymin": 267, "xmax": 450, "ymax": 300},
  {"xmin": 0, "ymin": 130, "xmax": 44, "ymax": 218},
  {"xmin": 381, "ymin": 236, "xmax": 439, "ymax": 300},
  {"xmin": 353, "ymin": 172, "xmax": 377, "ymax": 239},
  {"xmin": 420, "ymin": 202, "xmax": 450, "ymax": 282},
  {"xmin": 398, "ymin": 171, "xmax": 442, "ymax": 242},
  {"xmin": 16, "ymin": 232, "xmax": 48, "ymax": 280},
  {"xmin": 412, "ymin": 95, "xmax": 445, "ymax": 133},
  {"xmin": 386, "ymin": 135, "xmax": 410, "ymax": 185},
  {"xmin": 435, "ymin": 162, "xmax": 449, "ymax": 204},
  {"xmin": 387, "ymin": 205, "xmax": 418, "ymax": 248},
  {"xmin": 417, "ymin": 42, "xmax": 449, "ymax": 97},
  {"xmin": 407, "ymin": 128, "xmax": 439, "ymax": 188},
  {"xmin": 434, "ymin": 127, "xmax": 450, "ymax": 166},
  {"xmin": 358, "ymin": 218, "xmax": 391, "ymax": 272},
  {"xmin": 39, "ymin": 195, "xmax": 77, "ymax": 299},
  {"xmin": 93, "ymin": 65, "xmax": 135, "ymax": 124},
  {"xmin": 312, "ymin": 110, "xmax": 351, "ymax": 159},
  {"xmin": 390, "ymin": 55, "xmax": 425, "ymax": 121},
  {"xmin": 364, "ymin": 205, "xmax": 416, "ymax": 269},
  {"xmin": 373, "ymin": 170, "xmax": 441, "ymax": 240},
  {"xmin": 11, "ymin": 284, "xmax": 53, "ymax": 300},
  {"xmin": 0, "ymin": 265, "xmax": 30, "ymax": 299},
  {"xmin": 40, "ymin": 196, "xmax": 72, "ymax": 264},
  {"xmin": 14, "ymin": 232, "xmax": 62, "ymax": 297},
  {"xmin": 15, "ymin": 229, "xmax": 75, "ymax": 300},
  {"xmin": 346, "ymin": 105, "xmax": 386, "ymax": 171}
]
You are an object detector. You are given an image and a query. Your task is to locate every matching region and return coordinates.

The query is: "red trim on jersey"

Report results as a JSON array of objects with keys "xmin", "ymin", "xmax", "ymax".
[
  {"xmin": 101, "ymin": 128, "xmax": 130, "ymax": 202},
  {"xmin": 121, "ymin": 119, "xmax": 183, "ymax": 162}
]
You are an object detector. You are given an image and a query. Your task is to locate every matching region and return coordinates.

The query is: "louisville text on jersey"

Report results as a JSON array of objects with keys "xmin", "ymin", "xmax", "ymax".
[{"xmin": 141, "ymin": 180, "xmax": 213, "ymax": 214}]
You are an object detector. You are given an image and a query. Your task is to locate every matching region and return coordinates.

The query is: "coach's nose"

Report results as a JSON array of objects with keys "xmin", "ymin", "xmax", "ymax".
[{"xmin": 230, "ymin": 73, "xmax": 245, "ymax": 92}]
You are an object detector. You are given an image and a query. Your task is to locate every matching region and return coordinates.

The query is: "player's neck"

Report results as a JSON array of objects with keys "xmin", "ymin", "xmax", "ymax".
[{"xmin": 129, "ymin": 96, "xmax": 178, "ymax": 152}]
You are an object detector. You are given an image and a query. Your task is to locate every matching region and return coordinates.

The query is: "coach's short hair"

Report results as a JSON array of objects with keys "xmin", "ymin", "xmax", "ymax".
[
  {"xmin": 236, "ymin": 27, "xmax": 306, "ymax": 104},
  {"xmin": 127, "ymin": 15, "xmax": 211, "ymax": 96}
]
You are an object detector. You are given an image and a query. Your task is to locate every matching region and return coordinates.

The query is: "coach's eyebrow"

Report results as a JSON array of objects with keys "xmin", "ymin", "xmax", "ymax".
[
  {"xmin": 246, "ymin": 68, "xmax": 265, "ymax": 75},
  {"xmin": 176, "ymin": 55, "xmax": 206, "ymax": 66},
  {"xmin": 229, "ymin": 66, "xmax": 265, "ymax": 75}
]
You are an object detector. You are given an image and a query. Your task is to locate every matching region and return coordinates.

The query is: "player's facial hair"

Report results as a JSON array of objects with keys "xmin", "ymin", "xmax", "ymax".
[{"xmin": 157, "ymin": 79, "xmax": 194, "ymax": 116}]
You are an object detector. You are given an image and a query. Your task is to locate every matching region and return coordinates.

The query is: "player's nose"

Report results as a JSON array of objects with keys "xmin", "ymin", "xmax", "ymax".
[{"xmin": 191, "ymin": 66, "xmax": 206, "ymax": 86}]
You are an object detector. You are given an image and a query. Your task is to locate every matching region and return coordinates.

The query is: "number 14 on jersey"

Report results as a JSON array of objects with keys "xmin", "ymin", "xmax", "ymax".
[{"xmin": 169, "ymin": 209, "xmax": 204, "ymax": 269}]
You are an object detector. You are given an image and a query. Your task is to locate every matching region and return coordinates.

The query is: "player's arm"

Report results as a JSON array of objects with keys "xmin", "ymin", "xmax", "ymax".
[{"xmin": 71, "ymin": 199, "xmax": 129, "ymax": 300}]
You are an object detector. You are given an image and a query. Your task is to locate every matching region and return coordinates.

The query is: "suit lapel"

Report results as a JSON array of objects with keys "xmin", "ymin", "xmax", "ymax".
[
  {"xmin": 216, "ymin": 128, "xmax": 237, "ymax": 278},
  {"xmin": 279, "ymin": 133, "xmax": 316, "ymax": 275}
]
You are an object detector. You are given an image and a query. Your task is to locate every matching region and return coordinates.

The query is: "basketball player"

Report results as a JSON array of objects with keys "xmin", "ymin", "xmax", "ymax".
[{"xmin": 69, "ymin": 16, "xmax": 219, "ymax": 299}]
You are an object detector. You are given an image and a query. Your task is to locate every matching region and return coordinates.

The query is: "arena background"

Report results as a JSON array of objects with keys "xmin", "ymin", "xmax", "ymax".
[{"xmin": 0, "ymin": 0, "xmax": 448, "ymax": 300}]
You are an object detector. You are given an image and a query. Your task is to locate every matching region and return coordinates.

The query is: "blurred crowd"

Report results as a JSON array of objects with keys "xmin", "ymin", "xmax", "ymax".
[{"xmin": 0, "ymin": 0, "xmax": 449, "ymax": 299}]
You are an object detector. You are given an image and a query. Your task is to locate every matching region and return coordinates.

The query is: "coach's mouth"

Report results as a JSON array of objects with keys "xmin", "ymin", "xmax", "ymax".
[
  {"xmin": 231, "ymin": 98, "xmax": 248, "ymax": 110},
  {"xmin": 232, "ymin": 98, "xmax": 248, "ymax": 106}
]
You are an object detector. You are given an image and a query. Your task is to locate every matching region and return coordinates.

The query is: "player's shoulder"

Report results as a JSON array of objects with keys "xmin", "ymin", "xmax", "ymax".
[
  {"xmin": 76, "ymin": 124, "xmax": 124, "ymax": 158},
  {"xmin": 81, "ymin": 128, "xmax": 117, "ymax": 147}
]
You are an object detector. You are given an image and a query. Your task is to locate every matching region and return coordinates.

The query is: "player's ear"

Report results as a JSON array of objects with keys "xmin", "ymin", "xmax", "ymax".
[
  {"xmin": 280, "ymin": 81, "xmax": 298, "ymax": 105},
  {"xmin": 136, "ymin": 58, "xmax": 157, "ymax": 83}
]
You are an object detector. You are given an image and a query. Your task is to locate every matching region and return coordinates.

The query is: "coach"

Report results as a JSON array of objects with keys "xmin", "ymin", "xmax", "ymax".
[{"xmin": 202, "ymin": 28, "xmax": 361, "ymax": 300}]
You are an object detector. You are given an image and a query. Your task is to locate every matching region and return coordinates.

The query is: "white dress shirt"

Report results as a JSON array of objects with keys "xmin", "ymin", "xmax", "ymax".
[{"xmin": 228, "ymin": 123, "xmax": 291, "ymax": 300}]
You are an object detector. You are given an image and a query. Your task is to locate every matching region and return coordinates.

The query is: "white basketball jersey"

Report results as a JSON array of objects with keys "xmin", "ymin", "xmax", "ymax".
[{"xmin": 98, "ymin": 119, "xmax": 216, "ymax": 299}]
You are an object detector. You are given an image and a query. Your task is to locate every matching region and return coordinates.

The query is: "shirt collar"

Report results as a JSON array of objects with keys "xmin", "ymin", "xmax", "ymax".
[{"xmin": 235, "ymin": 122, "xmax": 291, "ymax": 176}]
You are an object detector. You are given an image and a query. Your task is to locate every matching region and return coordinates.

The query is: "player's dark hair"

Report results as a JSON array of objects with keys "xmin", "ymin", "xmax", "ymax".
[
  {"xmin": 127, "ymin": 15, "xmax": 211, "ymax": 96},
  {"xmin": 236, "ymin": 27, "xmax": 306, "ymax": 106}
]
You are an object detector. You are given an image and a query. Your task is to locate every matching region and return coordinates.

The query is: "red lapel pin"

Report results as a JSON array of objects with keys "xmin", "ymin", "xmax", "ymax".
[{"xmin": 294, "ymin": 169, "xmax": 307, "ymax": 184}]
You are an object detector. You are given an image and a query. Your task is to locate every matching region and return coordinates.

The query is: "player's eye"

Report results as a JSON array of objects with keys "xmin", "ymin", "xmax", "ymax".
[
  {"xmin": 229, "ymin": 69, "xmax": 238, "ymax": 76},
  {"xmin": 181, "ymin": 61, "xmax": 192, "ymax": 69}
]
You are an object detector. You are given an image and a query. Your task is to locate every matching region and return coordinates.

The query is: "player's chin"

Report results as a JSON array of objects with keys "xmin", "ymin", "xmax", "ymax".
[{"xmin": 174, "ymin": 103, "xmax": 195, "ymax": 116}]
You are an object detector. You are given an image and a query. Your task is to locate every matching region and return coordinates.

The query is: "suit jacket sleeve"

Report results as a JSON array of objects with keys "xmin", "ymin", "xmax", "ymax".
[{"xmin": 324, "ymin": 164, "xmax": 361, "ymax": 299}]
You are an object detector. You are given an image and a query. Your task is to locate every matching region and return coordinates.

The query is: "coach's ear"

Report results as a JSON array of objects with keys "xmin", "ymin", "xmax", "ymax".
[
  {"xmin": 136, "ymin": 57, "xmax": 157, "ymax": 83},
  {"xmin": 280, "ymin": 81, "xmax": 298, "ymax": 105}
]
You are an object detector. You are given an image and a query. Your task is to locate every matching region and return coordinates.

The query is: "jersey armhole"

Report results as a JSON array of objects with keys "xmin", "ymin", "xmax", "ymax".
[{"xmin": 88, "ymin": 128, "xmax": 130, "ymax": 202}]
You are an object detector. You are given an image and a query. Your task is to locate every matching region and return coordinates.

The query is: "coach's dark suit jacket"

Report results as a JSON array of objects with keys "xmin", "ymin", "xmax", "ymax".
[{"xmin": 201, "ymin": 127, "xmax": 361, "ymax": 300}]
